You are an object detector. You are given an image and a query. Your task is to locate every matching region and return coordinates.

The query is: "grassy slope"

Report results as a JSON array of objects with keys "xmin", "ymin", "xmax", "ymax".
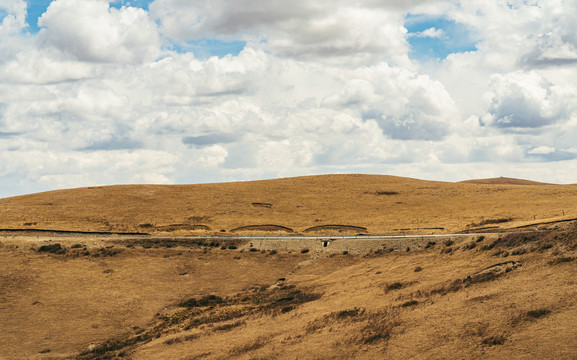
[
  {"xmin": 1, "ymin": 174, "xmax": 577, "ymax": 235},
  {"xmin": 1, "ymin": 225, "xmax": 576, "ymax": 359}
]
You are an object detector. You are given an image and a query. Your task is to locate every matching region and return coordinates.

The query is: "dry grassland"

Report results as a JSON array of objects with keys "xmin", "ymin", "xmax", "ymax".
[
  {"xmin": 1, "ymin": 174, "xmax": 576, "ymax": 235},
  {"xmin": 1, "ymin": 223, "xmax": 576, "ymax": 359},
  {"xmin": 1, "ymin": 175, "xmax": 577, "ymax": 359}
]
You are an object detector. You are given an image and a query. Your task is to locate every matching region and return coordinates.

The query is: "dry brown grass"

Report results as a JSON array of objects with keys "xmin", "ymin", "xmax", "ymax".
[
  {"xmin": 2, "ymin": 175, "xmax": 577, "ymax": 359},
  {"xmin": 1, "ymin": 224, "xmax": 576, "ymax": 359},
  {"xmin": 1, "ymin": 174, "xmax": 577, "ymax": 235}
]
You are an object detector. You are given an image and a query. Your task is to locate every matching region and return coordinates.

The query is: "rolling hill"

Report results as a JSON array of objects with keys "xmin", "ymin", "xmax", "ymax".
[
  {"xmin": 1, "ymin": 174, "xmax": 576, "ymax": 235},
  {"xmin": 1, "ymin": 174, "xmax": 577, "ymax": 359}
]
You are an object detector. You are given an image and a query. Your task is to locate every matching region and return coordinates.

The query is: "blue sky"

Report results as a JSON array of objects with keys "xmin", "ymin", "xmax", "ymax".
[
  {"xmin": 1, "ymin": 0, "xmax": 577, "ymax": 197},
  {"xmin": 405, "ymin": 14, "xmax": 478, "ymax": 60}
]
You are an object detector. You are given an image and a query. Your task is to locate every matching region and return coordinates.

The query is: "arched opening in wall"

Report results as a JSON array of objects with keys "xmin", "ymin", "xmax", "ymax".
[{"xmin": 322, "ymin": 241, "xmax": 330, "ymax": 248}]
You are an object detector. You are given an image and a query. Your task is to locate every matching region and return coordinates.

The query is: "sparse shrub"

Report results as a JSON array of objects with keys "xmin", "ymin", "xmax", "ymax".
[
  {"xmin": 164, "ymin": 337, "xmax": 182, "ymax": 345},
  {"xmin": 213, "ymin": 320, "xmax": 245, "ymax": 332},
  {"xmin": 385, "ymin": 282, "xmax": 403, "ymax": 292},
  {"xmin": 342, "ymin": 250, "xmax": 349, "ymax": 255},
  {"xmin": 354, "ymin": 310, "xmax": 399, "ymax": 345},
  {"xmin": 227, "ymin": 245, "xmax": 237, "ymax": 250},
  {"xmin": 476, "ymin": 235, "xmax": 485, "ymax": 243},
  {"xmin": 414, "ymin": 266, "xmax": 423, "ymax": 272},
  {"xmin": 373, "ymin": 191, "xmax": 399, "ymax": 196},
  {"xmin": 492, "ymin": 250, "xmax": 504, "ymax": 257},
  {"xmin": 335, "ymin": 308, "xmax": 363, "ymax": 319},
  {"xmin": 269, "ymin": 250, "xmax": 277, "ymax": 255},
  {"xmin": 548, "ymin": 256, "xmax": 576, "ymax": 265},
  {"xmin": 482, "ymin": 335, "xmax": 506, "ymax": 346},
  {"xmin": 400, "ymin": 300, "xmax": 419, "ymax": 308},
  {"xmin": 249, "ymin": 248, "xmax": 259, "ymax": 252},
  {"xmin": 541, "ymin": 244, "xmax": 553, "ymax": 251},
  {"xmin": 425, "ymin": 241, "xmax": 436, "ymax": 249},
  {"xmin": 406, "ymin": 247, "xmax": 411, "ymax": 252},
  {"xmin": 444, "ymin": 239, "xmax": 454, "ymax": 247},
  {"xmin": 431, "ymin": 279, "xmax": 463, "ymax": 296},
  {"xmin": 71, "ymin": 243, "xmax": 83, "ymax": 249},
  {"xmin": 300, "ymin": 248, "xmax": 309, "ymax": 254},
  {"xmin": 511, "ymin": 248, "xmax": 527, "ymax": 256},
  {"xmin": 179, "ymin": 294, "xmax": 223, "ymax": 308},
  {"xmin": 37, "ymin": 243, "xmax": 66, "ymax": 254},
  {"xmin": 230, "ymin": 336, "xmax": 269, "ymax": 355},
  {"xmin": 525, "ymin": 308, "xmax": 551, "ymax": 319}
]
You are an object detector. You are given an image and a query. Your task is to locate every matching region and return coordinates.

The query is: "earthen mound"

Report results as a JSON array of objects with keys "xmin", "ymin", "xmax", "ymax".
[
  {"xmin": 153, "ymin": 224, "xmax": 211, "ymax": 232},
  {"xmin": 304, "ymin": 225, "xmax": 368, "ymax": 233},
  {"xmin": 230, "ymin": 225, "xmax": 294, "ymax": 233}
]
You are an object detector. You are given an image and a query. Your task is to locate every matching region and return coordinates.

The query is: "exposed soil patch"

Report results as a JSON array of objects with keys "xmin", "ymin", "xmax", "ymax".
[
  {"xmin": 230, "ymin": 225, "xmax": 293, "ymax": 233},
  {"xmin": 304, "ymin": 225, "xmax": 368, "ymax": 233}
]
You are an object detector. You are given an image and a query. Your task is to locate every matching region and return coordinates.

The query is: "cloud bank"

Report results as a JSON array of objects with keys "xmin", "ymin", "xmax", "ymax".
[{"xmin": 1, "ymin": 0, "xmax": 577, "ymax": 197}]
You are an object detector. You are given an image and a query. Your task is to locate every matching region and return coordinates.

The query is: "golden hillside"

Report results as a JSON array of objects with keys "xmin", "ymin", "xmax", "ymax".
[
  {"xmin": 1, "ymin": 174, "xmax": 576, "ymax": 235},
  {"xmin": 1, "ymin": 224, "xmax": 576, "ymax": 359}
]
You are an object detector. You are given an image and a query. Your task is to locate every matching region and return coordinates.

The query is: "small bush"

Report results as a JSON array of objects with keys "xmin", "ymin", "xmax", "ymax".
[
  {"xmin": 227, "ymin": 245, "xmax": 238, "ymax": 250},
  {"xmin": 444, "ymin": 240, "xmax": 454, "ymax": 247},
  {"xmin": 414, "ymin": 266, "xmax": 423, "ymax": 272},
  {"xmin": 425, "ymin": 241, "xmax": 436, "ymax": 249},
  {"xmin": 179, "ymin": 295, "xmax": 223, "ymax": 308},
  {"xmin": 269, "ymin": 250, "xmax": 277, "ymax": 255},
  {"xmin": 482, "ymin": 335, "xmax": 506, "ymax": 346},
  {"xmin": 249, "ymin": 248, "xmax": 259, "ymax": 252},
  {"xmin": 374, "ymin": 191, "xmax": 399, "ymax": 196},
  {"xmin": 335, "ymin": 308, "xmax": 363, "ymax": 319},
  {"xmin": 354, "ymin": 310, "xmax": 399, "ymax": 345},
  {"xmin": 476, "ymin": 235, "xmax": 485, "ymax": 243},
  {"xmin": 230, "ymin": 336, "xmax": 269, "ymax": 355},
  {"xmin": 511, "ymin": 248, "xmax": 527, "ymax": 256},
  {"xmin": 548, "ymin": 256, "xmax": 575, "ymax": 265},
  {"xmin": 37, "ymin": 243, "xmax": 66, "ymax": 254},
  {"xmin": 525, "ymin": 308, "xmax": 551, "ymax": 319},
  {"xmin": 385, "ymin": 282, "xmax": 403, "ymax": 292},
  {"xmin": 213, "ymin": 320, "xmax": 245, "ymax": 332},
  {"xmin": 300, "ymin": 248, "xmax": 310, "ymax": 254},
  {"xmin": 400, "ymin": 300, "xmax": 419, "ymax": 308}
]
